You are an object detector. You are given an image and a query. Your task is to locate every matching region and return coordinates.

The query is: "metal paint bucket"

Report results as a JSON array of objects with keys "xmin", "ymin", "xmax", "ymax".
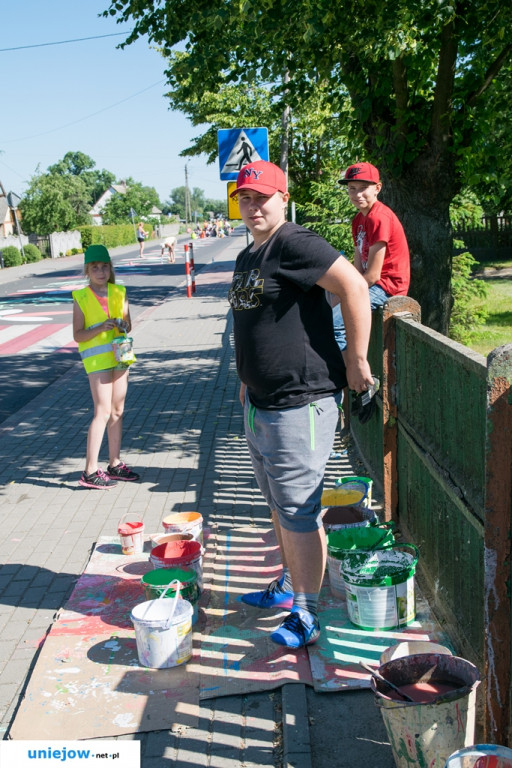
[
  {"xmin": 326, "ymin": 524, "xmax": 395, "ymax": 599},
  {"xmin": 340, "ymin": 544, "xmax": 418, "ymax": 630},
  {"xmin": 444, "ymin": 745, "xmax": 512, "ymax": 768},
  {"xmin": 372, "ymin": 653, "xmax": 481, "ymax": 768}
]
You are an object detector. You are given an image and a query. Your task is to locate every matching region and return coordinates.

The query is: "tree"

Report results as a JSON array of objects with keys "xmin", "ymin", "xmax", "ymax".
[
  {"xmin": 48, "ymin": 151, "xmax": 116, "ymax": 207},
  {"xmin": 19, "ymin": 172, "xmax": 91, "ymax": 235},
  {"xmin": 101, "ymin": 179, "xmax": 161, "ymax": 224},
  {"xmin": 105, "ymin": 0, "xmax": 512, "ymax": 333},
  {"xmin": 166, "ymin": 186, "xmax": 206, "ymax": 219}
]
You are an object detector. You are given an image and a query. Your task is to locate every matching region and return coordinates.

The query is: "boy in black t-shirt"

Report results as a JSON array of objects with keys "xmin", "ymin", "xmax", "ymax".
[{"xmin": 228, "ymin": 161, "xmax": 373, "ymax": 648}]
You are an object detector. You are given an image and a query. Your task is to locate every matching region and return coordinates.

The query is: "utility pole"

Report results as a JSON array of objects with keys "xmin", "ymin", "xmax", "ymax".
[{"xmin": 184, "ymin": 162, "xmax": 192, "ymax": 225}]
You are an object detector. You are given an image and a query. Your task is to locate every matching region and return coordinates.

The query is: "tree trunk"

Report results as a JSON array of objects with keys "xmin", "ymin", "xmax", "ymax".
[{"xmin": 380, "ymin": 155, "xmax": 456, "ymax": 335}]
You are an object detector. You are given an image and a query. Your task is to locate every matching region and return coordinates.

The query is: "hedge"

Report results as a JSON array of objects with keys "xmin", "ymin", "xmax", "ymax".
[
  {"xmin": 78, "ymin": 223, "xmax": 154, "ymax": 251},
  {"xmin": 1, "ymin": 245, "xmax": 22, "ymax": 267}
]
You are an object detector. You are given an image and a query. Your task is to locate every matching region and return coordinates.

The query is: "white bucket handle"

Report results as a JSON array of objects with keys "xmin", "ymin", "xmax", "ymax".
[
  {"xmin": 118, "ymin": 511, "xmax": 144, "ymax": 528},
  {"xmin": 139, "ymin": 578, "xmax": 182, "ymax": 626}
]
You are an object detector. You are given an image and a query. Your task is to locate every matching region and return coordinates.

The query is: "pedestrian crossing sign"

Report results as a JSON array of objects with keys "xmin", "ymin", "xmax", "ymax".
[{"xmin": 218, "ymin": 128, "xmax": 269, "ymax": 180}]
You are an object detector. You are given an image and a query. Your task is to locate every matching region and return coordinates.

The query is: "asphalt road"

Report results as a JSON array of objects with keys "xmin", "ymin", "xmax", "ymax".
[{"xmin": 0, "ymin": 233, "xmax": 240, "ymax": 424}]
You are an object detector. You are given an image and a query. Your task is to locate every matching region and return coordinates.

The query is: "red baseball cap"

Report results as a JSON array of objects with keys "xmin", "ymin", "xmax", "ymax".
[
  {"xmin": 230, "ymin": 160, "xmax": 287, "ymax": 198},
  {"xmin": 338, "ymin": 162, "xmax": 380, "ymax": 185}
]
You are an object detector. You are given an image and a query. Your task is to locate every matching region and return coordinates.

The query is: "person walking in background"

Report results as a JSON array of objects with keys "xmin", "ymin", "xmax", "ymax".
[
  {"xmin": 137, "ymin": 222, "xmax": 148, "ymax": 257},
  {"xmin": 228, "ymin": 160, "xmax": 373, "ymax": 649},
  {"xmin": 333, "ymin": 162, "xmax": 410, "ymax": 356},
  {"xmin": 72, "ymin": 245, "xmax": 140, "ymax": 489},
  {"xmin": 161, "ymin": 235, "xmax": 177, "ymax": 263}
]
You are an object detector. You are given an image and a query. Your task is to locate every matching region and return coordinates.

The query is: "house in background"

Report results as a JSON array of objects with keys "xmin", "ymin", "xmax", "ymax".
[
  {"xmin": 89, "ymin": 181, "xmax": 162, "ymax": 225},
  {"xmin": 0, "ymin": 182, "xmax": 21, "ymax": 237}
]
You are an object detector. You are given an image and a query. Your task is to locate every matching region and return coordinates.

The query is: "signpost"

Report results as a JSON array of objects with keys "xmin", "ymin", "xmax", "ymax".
[
  {"xmin": 6, "ymin": 191, "xmax": 25, "ymax": 263},
  {"xmin": 218, "ymin": 128, "xmax": 269, "ymax": 180}
]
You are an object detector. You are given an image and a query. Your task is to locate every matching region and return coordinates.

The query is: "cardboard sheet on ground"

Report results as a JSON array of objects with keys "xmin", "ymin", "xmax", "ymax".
[
  {"xmin": 308, "ymin": 585, "xmax": 453, "ymax": 692},
  {"xmin": 199, "ymin": 527, "xmax": 312, "ymax": 699},
  {"xmin": 9, "ymin": 535, "xmax": 215, "ymax": 740}
]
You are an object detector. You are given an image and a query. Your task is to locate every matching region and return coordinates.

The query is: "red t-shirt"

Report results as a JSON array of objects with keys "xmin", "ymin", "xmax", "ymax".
[{"xmin": 352, "ymin": 200, "xmax": 410, "ymax": 296}]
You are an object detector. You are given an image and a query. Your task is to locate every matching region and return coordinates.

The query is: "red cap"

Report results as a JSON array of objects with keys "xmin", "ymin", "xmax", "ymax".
[
  {"xmin": 338, "ymin": 162, "xmax": 380, "ymax": 185},
  {"xmin": 230, "ymin": 160, "xmax": 287, "ymax": 197}
]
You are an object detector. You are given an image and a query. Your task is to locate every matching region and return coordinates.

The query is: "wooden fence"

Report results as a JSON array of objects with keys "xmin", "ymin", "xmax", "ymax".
[{"xmin": 352, "ymin": 297, "xmax": 512, "ymax": 744}]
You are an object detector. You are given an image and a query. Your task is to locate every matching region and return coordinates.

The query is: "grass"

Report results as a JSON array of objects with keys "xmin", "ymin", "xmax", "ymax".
[{"xmin": 465, "ymin": 260, "xmax": 512, "ymax": 356}]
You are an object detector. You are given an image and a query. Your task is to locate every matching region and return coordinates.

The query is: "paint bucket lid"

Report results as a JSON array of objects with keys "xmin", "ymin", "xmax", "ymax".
[
  {"xmin": 380, "ymin": 640, "xmax": 453, "ymax": 666},
  {"xmin": 327, "ymin": 524, "xmax": 395, "ymax": 556},
  {"xmin": 444, "ymin": 745, "xmax": 512, "ymax": 768},
  {"xmin": 142, "ymin": 567, "xmax": 197, "ymax": 589},
  {"xmin": 341, "ymin": 544, "xmax": 419, "ymax": 586},
  {"xmin": 151, "ymin": 540, "xmax": 201, "ymax": 561},
  {"xmin": 321, "ymin": 482, "xmax": 368, "ymax": 508}
]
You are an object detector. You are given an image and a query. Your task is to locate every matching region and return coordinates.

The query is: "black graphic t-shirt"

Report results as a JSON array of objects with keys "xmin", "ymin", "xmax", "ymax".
[{"xmin": 228, "ymin": 222, "xmax": 347, "ymax": 409}]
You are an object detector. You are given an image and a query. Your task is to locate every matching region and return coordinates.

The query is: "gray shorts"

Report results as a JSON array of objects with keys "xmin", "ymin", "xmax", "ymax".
[{"xmin": 244, "ymin": 392, "xmax": 341, "ymax": 533}]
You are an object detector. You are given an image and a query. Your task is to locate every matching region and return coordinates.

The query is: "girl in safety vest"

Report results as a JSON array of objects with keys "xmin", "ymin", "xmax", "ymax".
[{"xmin": 72, "ymin": 244, "xmax": 140, "ymax": 489}]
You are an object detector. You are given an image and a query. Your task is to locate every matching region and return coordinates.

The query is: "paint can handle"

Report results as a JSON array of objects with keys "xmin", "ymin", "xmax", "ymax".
[{"xmin": 118, "ymin": 511, "xmax": 144, "ymax": 528}]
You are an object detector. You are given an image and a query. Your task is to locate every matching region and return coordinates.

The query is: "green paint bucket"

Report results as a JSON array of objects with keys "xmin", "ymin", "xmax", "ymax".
[
  {"xmin": 141, "ymin": 567, "xmax": 200, "ymax": 625},
  {"xmin": 335, "ymin": 475, "xmax": 374, "ymax": 508},
  {"xmin": 326, "ymin": 524, "xmax": 395, "ymax": 599},
  {"xmin": 340, "ymin": 543, "xmax": 419, "ymax": 630}
]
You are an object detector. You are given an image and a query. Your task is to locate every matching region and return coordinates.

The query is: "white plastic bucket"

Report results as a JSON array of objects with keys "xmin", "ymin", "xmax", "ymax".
[
  {"xmin": 149, "ymin": 539, "xmax": 203, "ymax": 590},
  {"xmin": 341, "ymin": 544, "xmax": 418, "ymax": 630},
  {"xmin": 444, "ymin": 745, "xmax": 512, "ymax": 768},
  {"xmin": 118, "ymin": 513, "xmax": 144, "ymax": 556},
  {"xmin": 372, "ymin": 653, "xmax": 481, "ymax": 768},
  {"xmin": 162, "ymin": 511, "xmax": 203, "ymax": 543},
  {"xmin": 130, "ymin": 580, "xmax": 193, "ymax": 669}
]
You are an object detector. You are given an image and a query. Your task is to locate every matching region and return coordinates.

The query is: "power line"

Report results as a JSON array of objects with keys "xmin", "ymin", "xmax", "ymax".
[
  {"xmin": 0, "ymin": 80, "xmax": 166, "ymax": 143},
  {"xmin": 0, "ymin": 32, "xmax": 131, "ymax": 53}
]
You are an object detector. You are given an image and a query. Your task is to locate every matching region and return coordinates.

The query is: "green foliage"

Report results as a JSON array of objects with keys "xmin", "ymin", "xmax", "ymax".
[
  {"xmin": 48, "ymin": 151, "xmax": 116, "ymax": 207},
  {"xmin": 1, "ymin": 245, "xmax": 22, "ymax": 267},
  {"xmin": 78, "ymin": 224, "xmax": 152, "ymax": 250},
  {"xmin": 449, "ymin": 250, "xmax": 489, "ymax": 344},
  {"xmin": 296, "ymin": 167, "xmax": 355, "ymax": 253},
  {"xmin": 19, "ymin": 172, "xmax": 92, "ymax": 235},
  {"xmin": 23, "ymin": 244, "xmax": 42, "ymax": 263},
  {"xmin": 105, "ymin": 0, "xmax": 512, "ymax": 332},
  {"xmin": 450, "ymin": 190, "xmax": 485, "ymax": 231},
  {"xmin": 101, "ymin": 179, "xmax": 161, "ymax": 224}
]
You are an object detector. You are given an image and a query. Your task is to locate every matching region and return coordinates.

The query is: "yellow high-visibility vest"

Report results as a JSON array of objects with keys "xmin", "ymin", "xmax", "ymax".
[{"xmin": 72, "ymin": 284, "xmax": 132, "ymax": 373}]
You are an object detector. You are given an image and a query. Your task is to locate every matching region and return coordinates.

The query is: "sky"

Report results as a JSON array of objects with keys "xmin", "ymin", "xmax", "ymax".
[{"xmin": 0, "ymin": 0, "xmax": 228, "ymax": 206}]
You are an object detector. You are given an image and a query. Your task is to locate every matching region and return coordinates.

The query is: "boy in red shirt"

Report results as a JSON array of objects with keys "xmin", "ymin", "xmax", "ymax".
[{"xmin": 333, "ymin": 162, "xmax": 410, "ymax": 353}]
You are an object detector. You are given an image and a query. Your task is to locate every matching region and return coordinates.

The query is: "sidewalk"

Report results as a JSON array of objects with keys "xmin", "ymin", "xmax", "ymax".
[{"xmin": 0, "ymin": 233, "xmax": 395, "ymax": 767}]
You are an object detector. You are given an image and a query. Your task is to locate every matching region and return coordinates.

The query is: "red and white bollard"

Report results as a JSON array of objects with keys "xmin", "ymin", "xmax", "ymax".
[
  {"xmin": 184, "ymin": 244, "xmax": 192, "ymax": 298},
  {"xmin": 189, "ymin": 242, "xmax": 196, "ymax": 294}
]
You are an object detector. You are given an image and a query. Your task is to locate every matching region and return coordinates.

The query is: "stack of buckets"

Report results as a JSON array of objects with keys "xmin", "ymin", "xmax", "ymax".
[
  {"xmin": 126, "ymin": 511, "xmax": 204, "ymax": 669},
  {"xmin": 323, "ymin": 477, "xmax": 419, "ymax": 631}
]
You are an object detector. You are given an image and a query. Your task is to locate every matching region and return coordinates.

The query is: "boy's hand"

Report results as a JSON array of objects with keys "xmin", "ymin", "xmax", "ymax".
[{"xmin": 351, "ymin": 376, "xmax": 380, "ymax": 424}]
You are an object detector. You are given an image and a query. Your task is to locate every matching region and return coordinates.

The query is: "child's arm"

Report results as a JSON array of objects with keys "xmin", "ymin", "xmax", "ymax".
[
  {"xmin": 72, "ymin": 299, "xmax": 116, "ymax": 343},
  {"xmin": 362, "ymin": 242, "xmax": 386, "ymax": 286},
  {"xmin": 119, "ymin": 296, "xmax": 132, "ymax": 334}
]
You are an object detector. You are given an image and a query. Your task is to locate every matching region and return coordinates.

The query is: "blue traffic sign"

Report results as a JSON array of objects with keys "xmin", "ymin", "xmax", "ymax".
[{"xmin": 218, "ymin": 128, "xmax": 269, "ymax": 180}]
